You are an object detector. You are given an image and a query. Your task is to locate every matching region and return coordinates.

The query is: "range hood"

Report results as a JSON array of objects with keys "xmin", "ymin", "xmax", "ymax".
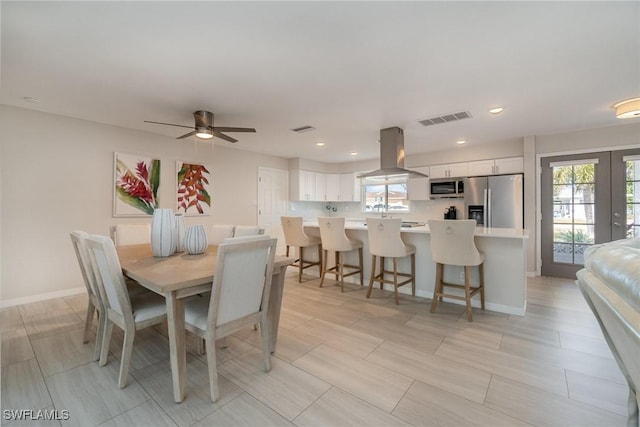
[{"xmin": 358, "ymin": 127, "xmax": 428, "ymax": 180}]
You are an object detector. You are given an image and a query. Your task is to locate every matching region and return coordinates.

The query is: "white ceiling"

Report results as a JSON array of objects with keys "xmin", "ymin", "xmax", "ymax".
[{"xmin": 2, "ymin": 1, "xmax": 639, "ymax": 163}]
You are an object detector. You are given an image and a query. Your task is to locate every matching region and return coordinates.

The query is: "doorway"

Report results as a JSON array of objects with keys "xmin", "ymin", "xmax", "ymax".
[
  {"xmin": 257, "ymin": 167, "xmax": 289, "ymax": 255},
  {"xmin": 541, "ymin": 148, "xmax": 640, "ymax": 278}
]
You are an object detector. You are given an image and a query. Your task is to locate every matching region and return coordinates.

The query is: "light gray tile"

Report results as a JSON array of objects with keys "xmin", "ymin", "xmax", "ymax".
[
  {"xmin": 2, "ymin": 406, "xmax": 62, "ymax": 427},
  {"xmin": 271, "ymin": 327, "xmax": 321, "ymax": 363},
  {"xmin": 291, "ymin": 318, "xmax": 383, "ymax": 358},
  {"xmin": 565, "ymin": 369, "xmax": 629, "ymax": 416},
  {"xmin": 1, "ymin": 327, "xmax": 35, "ymax": 367},
  {"xmin": 106, "ymin": 326, "xmax": 170, "ymax": 371},
  {"xmin": 22, "ymin": 310, "xmax": 83, "ymax": 341},
  {"xmin": 294, "ymin": 387, "xmax": 411, "ymax": 427},
  {"xmin": 17, "ymin": 299, "xmax": 75, "ymax": 319},
  {"xmin": 31, "ymin": 328, "xmax": 95, "ymax": 376},
  {"xmin": 350, "ymin": 316, "xmax": 444, "ymax": 355},
  {"xmin": 559, "ymin": 330, "xmax": 614, "ymax": 359},
  {"xmin": 97, "ymin": 400, "xmax": 177, "ymax": 427},
  {"xmin": 1, "ymin": 359, "xmax": 51, "ymax": 414},
  {"xmin": 194, "ymin": 393, "xmax": 292, "ymax": 427},
  {"xmin": 1, "ymin": 307, "xmax": 24, "ymax": 332}
]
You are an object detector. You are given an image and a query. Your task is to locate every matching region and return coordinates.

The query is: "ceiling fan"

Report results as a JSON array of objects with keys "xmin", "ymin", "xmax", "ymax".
[{"xmin": 144, "ymin": 110, "xmax": 256, "ymax": 143}]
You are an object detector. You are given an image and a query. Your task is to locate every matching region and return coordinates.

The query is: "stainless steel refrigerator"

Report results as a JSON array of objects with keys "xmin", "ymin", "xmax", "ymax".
[{"xmin": 464, "ymin": 174, "xmax": 523, "ymax": 228}]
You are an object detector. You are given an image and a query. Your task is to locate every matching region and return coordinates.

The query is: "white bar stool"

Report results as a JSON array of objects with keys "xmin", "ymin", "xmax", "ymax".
[
  {"xmin": 318, "ymin": 217, "xmax": 363, "ymax": 292},
  {"xmin": 281, "ymin": 216, "xmax": 323, "ymax": 282},
  {"xmin": 366, "ymin": 218, "xmax": 416, "ymax": 304},
  {"xmin": 428, "ymin": 219, "xmax": 485, "ymax": 321}
]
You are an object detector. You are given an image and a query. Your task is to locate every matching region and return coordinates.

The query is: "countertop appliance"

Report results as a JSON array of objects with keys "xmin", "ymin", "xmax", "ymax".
[
  {"xmin": 430, "ymin": 178, "xmax": 464, "ymax": 199},
  {"xmin": 444, "ymin": 206, "xmax": 457, "ymax": 219},
  {"xmin": 464, "ymin": 174, "xmax": 523, "ymax": 228}
]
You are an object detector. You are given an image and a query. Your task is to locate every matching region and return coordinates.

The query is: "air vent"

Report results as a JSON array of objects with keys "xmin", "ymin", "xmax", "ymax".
[
  {"xmin": 419, "ymin": 111, "xmax": 472, "ymax": 127},
  {"xmin": 291, "ymin": 125, "xmax": 316, "ymax": 133}
]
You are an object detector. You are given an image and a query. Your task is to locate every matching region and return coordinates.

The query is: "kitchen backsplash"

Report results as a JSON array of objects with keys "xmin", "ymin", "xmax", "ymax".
[{"xmin": 290, "ymin": 199, "xmax": 465, "ymax": 222}]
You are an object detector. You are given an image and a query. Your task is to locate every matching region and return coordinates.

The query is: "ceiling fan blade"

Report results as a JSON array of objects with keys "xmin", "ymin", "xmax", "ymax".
[
  {"xmin": 144, "ymin": 120, "xmax": 194, "ymax": 129},
  {"xmin": 177, "ymin": 130, "xmax": 197, "ymax": 139},
  {"xmin": 212, "ymin": 131, "xmax": 237, "ymax": 143},
  {"xmin": 213, "ymin": 127, "xmax": 256, "ymax": 133}
]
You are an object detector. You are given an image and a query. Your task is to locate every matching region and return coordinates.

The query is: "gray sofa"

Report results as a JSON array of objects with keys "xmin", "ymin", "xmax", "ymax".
[{"xmin": 577, "ymin": 238, "xmax": 640, "ymax": 427}]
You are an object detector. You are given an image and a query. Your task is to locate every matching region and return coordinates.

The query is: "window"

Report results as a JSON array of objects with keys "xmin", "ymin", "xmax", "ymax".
[{"xmin": 363, "ymin": 182, "xmax": 409, "ymax": 213}]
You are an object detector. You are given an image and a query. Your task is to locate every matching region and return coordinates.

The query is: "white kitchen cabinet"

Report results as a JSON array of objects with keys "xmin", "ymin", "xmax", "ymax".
[
  {"xmin": 314, "ymin": 172, "xmax": 327, "ymax": 201},
  {"xmin": 325, "ymin": 173, "xmax": 340, "ymax": 201},
  {"xmin": 407, "ymin": 166, "xmax": 430, "ymax": 200},
  {"xmin": 340, "ymin": 172, "xmax": 361, "ymax": 201},
  {"xmin": 467, "ymin": 157, "xmax": 523, "ymax": 176},
  {"xmin": 429, "ymin": 162, "xmax": 468, "ymax": 179},
  {"xmin": 290, "ymin": 169, "xmax": 316, "ymax": 201}
]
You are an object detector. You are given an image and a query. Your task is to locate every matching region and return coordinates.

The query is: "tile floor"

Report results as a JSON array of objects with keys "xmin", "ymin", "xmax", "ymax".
[{"xmin": 1, "ymin": 272, "xmax": 629, "ymax": 426}]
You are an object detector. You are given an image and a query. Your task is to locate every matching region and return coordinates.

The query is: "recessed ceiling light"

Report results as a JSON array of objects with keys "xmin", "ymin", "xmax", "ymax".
[
  {"xmin": 315, "ymin": 141, "xmax": 325, "ymax": 147},
  {"xmin": 350, "ymin": 151, "xmax": 358, "ymax": 156},
  {"xmin": 456, "ymin": 140, "xmax": 467, "ymax": 145},
  {"xmin": 613, "ymin": 97, "xmax": 640, "ymax": 119},
  {"xmin": 23, "ymin": 96, "xmax": 41, "ymax": 103},
  {"xmin": 489, "ymin": 107, "xmax": 504, "ymax": 114}
]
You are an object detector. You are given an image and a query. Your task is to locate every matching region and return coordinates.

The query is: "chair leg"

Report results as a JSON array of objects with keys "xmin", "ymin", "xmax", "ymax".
[
  {"xmin": 99, "ymin": 320, "xmax": 114, "ymax": 366},
  {"xmin": 393, "ymin": 258, "xmax": 399, "ymax": 305},
  {"xmin": 317, "ymin": 244, "xmax": 323, "ymax": 278},
  {"xmin": 338, "ymin": 252, "xmax": 344, "ymax": 292},
  {"xmin": 204, "ymin": 330, "xmax": 219, "ymax": 402},
  {"xmin": 379, "ymin": 256, "xmax": 385, "ymax": 289},
  {"xmin": 259, "ymin": 317, "xmax": 272, "ymax": 373},
  {"xmin": 334, "ymin": 251, "xmax": 340, "ymax": 281},
  {"xmin": 118, "ymin": 327, "xmax": 135, "ymax": 388},
  {"xmin": 479, "ymin": 263, "xmax": 486, "ymax": 310},
  {"xmin": 83, "ymin": 300, "xmax": 95, "ymax": 344},
  {"xmin": 358, "ymin": 248, "xmax": 364, "ymax": 286},
  {"xmin": 411, "ymin": 254, "xmax": 416, "ymax": 296},
  {"xmin": 286, "ymin": 245, "xmax": 290, "ymax": 257},
  {"xmin": 298, "ymin": 246, "xmax": 304, "ymax": 283},
  {"xmin": 431, "ymin": 263, "xmax": 443, "ymax": 313},
  {"xmin": 320, "ymin": 249, "xmax": 328, "ymax": 288},
  {"xmin": 93, "ymin": 309, "xmax": 106, "ymax": 362},
  {"xmin": 366, "ymin": 255, "xmax": 376, "ymax": 298},
  {"xmin": 464, "ymin": 266, "xmax": 473, "ymax": 321}
]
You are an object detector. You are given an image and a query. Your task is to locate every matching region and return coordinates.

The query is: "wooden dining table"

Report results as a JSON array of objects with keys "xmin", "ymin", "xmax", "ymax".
[{"xmin": 116, "ymin": 243, "xmax": 294, "ymax": 403}]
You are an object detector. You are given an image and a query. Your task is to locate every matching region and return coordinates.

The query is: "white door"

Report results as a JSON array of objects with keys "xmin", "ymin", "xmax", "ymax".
[{"xmin": 258, "ymin": 167, "xmax": 289, "ymax": 255}]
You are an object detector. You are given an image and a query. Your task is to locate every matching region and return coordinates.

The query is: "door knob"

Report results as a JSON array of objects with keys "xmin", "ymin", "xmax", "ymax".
[
  {"xmin": 613, "ymin": 222, "xmax": 622, "ymax": 227},
  {"xmin": 613, "ymin": 212, "xmax": 621, "ymax": 218}
]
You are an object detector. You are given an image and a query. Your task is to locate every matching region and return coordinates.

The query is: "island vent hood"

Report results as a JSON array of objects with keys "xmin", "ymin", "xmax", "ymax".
[{"xmin": 358, "ymin": 127, "xmax": 429, "ymax": 180}]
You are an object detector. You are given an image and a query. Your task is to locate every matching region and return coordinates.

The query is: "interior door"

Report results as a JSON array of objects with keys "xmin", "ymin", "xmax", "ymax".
[
  {"xmin": 611, "ymin": 149, "xmax": 640, "ymax": 240},
  {"xmin": 541, "ymin": 152, "xmax": 611, "ymax": 278},
  {"xmin": 258, "ymin": 167, "xmax": 289, "ymax": 255}
]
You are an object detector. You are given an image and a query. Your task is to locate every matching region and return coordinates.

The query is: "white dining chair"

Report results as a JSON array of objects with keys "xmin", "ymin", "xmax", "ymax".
[
  {"xmin": 86, "ymin": 235, "xmax": 167, "ymax": 388},
  {"xmin": 366, "ymin": 218, "xmax": 416, "ymax": 304},
  {"xmin": 318, "ymin": 217, "xmax": 363, "ymax": 292},
  {"xmin": 233, "ymin": 225, "xmax": 265, "ymax": 237},
  {"xmin": 428, "ymin": 219, "xmax": 485, "ymax": 321},
  {"xmin": 70, "ymin": 230, "xmax": 106, "ymax": 361},
  {"xmin": 209, "ymin": 224, "xmax": 235, "ymax": 245},
  {"xmin": 113, "ymin": 223, "xmax": 151, "ymax": 246},
  {"xmin": 183, "ymin": 236, "xmax": 277, "ymax": 402},
  {"xmin": 281, "ymin": 216, "xmax": 323, "ymax": 282}
]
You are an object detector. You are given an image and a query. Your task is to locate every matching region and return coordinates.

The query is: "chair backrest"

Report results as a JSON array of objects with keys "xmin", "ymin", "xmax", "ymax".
[
  {"xmin": 210, "ymin": 224, "xmax": 235, "ymax": 245},
  {"xmin": 86, "ymin": 235, "xmax": 133, "ymax": 321},
  {"xmin": 208, "ymin": 236, "xmax": 277, "ymax": 327},
  {"xmin": 428, "ymin": 220, "xmax": 483, "ymax": 266},
  {"xmin": 233, "ymin": 225, "xmax": 265, "ymax": 237},
  {"xmin": 366, "ymin": 218, "xmax": 407, "ymax": 258},
  {"xmin": 280, "ymin": 216, "xmax": 309, "ymax": 247},
  {"xmin": 317, "ymin": 217, "xmax": 353, "ymax": 252},
  {"xmin": 70, "ymin": 230, "xmax": 100, "ymax": 298},
  {"xmin": 114, "ymin": 223, "xmax": 151, "ymax": 246}
]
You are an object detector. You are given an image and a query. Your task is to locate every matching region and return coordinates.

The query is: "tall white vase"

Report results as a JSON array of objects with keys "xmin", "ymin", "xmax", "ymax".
[
  {"xmin": 151, "ymin": 208, "xmax": 176, "ymax": 257},
  {"xmin": 184, "ymin": 224, "xmax": 208, "ymax": 255},
  {"xmin": 175, "ymin": 213, "xmax": 186, "ymax": 252}
]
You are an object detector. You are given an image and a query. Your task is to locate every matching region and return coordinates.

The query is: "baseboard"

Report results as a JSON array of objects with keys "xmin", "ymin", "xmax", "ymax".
[
  {"xmin": 0, "ymin": 286, "xmax": 85, "ymax": 308},
  {"xmin": 527, "ymin": 271, "xmax": 537, "ymax": 277}
]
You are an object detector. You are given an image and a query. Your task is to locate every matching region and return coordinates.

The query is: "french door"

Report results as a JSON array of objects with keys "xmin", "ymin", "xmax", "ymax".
[{"xmin": 541, "ymin": 148, "xmax": 640, "ymax": 278}]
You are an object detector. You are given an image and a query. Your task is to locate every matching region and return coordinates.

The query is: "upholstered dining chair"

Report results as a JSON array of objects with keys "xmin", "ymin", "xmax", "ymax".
[
  {"xmin": 318, "ymin": 217, "xmax": 363, "ymax": 292},
  {"xmin": 183, "ymin": 236, "xmax": 277, "ymax": 402},
  {"xmin": 281, "ymin": 216, "xmax": 323, "ymax": 282},
  {"xmin": 366, "ymin": 218, "xmax": 416, "ymax": 304},
  {"xmin": 209, "ymin": 224, "xmax": 235, "ymax": 245},
  {"xmin": 233, "ymin": 225, "xmax": 265, "ymax": 237},
  {"xmin": 86, "ymin": 235, "xmax": 167, "ymax": 388},
  {"xmin": 428, "ymin": 219, "xmax": 485, "ymax": 321},
  {"xmin": 70, "ymin": 230, "xmax": 106, "ymax": 361},
  {"xmin": 113, "ymin": 223, "xmax": 151, "ymax": 246}
]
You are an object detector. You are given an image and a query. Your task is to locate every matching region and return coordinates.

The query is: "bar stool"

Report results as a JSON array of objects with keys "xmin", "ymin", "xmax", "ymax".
[
  {"xmin": 318, "ymin": 217, "xmax": 363, "ymax": 292},
  {"xmin": 428, "ymin": 219, "xmax": 485, "ymax": 321},
  {"xmin": 280, "ymin": 216, "xmax": 323, "ymax": 282},
  {"xmin": 366, "ymin": 218, "xmax": 416, "ymax": 305}
]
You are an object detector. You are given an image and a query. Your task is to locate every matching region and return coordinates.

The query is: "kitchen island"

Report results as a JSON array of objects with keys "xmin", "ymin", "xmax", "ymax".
[{"xmin": 303, "ymin": 221, "xmax": 529, "ymax": 316}]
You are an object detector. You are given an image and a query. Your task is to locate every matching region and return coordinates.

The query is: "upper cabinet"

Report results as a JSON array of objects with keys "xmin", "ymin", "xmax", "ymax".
[
  {"xmin": 340, "ymin": 172, "xmax": 360, "ymax": 202},
  {"xmin": 429, "ymin": 162, "xmax": 469, "ymax": 179},
  {"xmin": 325, "ymin": 174, "xmax": 341, "ymax": 201},
  {"xmin": 290, "ymin": 170, "xmax": 360, "ymax": 202},
  {"xmin": 290, "ymin": 169, "xmax": 316, "ymax": 201},
  {"xmin": 407, "ymin": 166, "xmax": 430, "ymax": 200},
  {"xmin": 468, "ymin": 157, "xmax": 523, "ymax": 176}
]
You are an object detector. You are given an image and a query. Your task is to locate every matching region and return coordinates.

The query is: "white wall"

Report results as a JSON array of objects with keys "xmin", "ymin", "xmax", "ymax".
[
  {"xmin": 0, "ymin": 106, "xmax": 288, "ymax": 304},
  {"xmin": 535, "ymin": 123, "xmax": 640, "ymax": 155}
]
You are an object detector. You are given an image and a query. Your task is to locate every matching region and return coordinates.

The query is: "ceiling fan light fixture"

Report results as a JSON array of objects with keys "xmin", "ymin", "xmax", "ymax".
[
  {"xmin": 195, "ymin": 127, "xmax": 213, "ymax": 139},
  {"xmin": 613, "ymin": 97, "xmax": 640, "ymax": 119}
]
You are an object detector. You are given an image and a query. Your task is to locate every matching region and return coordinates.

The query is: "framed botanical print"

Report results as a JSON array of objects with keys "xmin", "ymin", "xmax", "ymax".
[
  {"xmin": 176, "ymin": 161, "xmax": 212, "ymax": 215},
  {"xmin": 113, "ymin": 152, "xmax": 160, "ymax": 217}
]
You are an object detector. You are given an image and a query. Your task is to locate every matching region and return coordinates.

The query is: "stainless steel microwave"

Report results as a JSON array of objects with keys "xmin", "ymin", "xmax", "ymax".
[{"xmin": 430, "ymin": 179, "xmax": 464, "ymax": 198}]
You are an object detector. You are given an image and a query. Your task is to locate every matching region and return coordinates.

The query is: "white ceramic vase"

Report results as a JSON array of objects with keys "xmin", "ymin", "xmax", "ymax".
[
  {"xmin": 151, "ymin": 208, "xmax": 176, "ymax": 257},
  {"xmin": 184, "ymin": 224, "xmax": 208, "ymax": 255},
  {"xmin": 175, "ymin": 213, "xmax": 186, "ymax": 252}
]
